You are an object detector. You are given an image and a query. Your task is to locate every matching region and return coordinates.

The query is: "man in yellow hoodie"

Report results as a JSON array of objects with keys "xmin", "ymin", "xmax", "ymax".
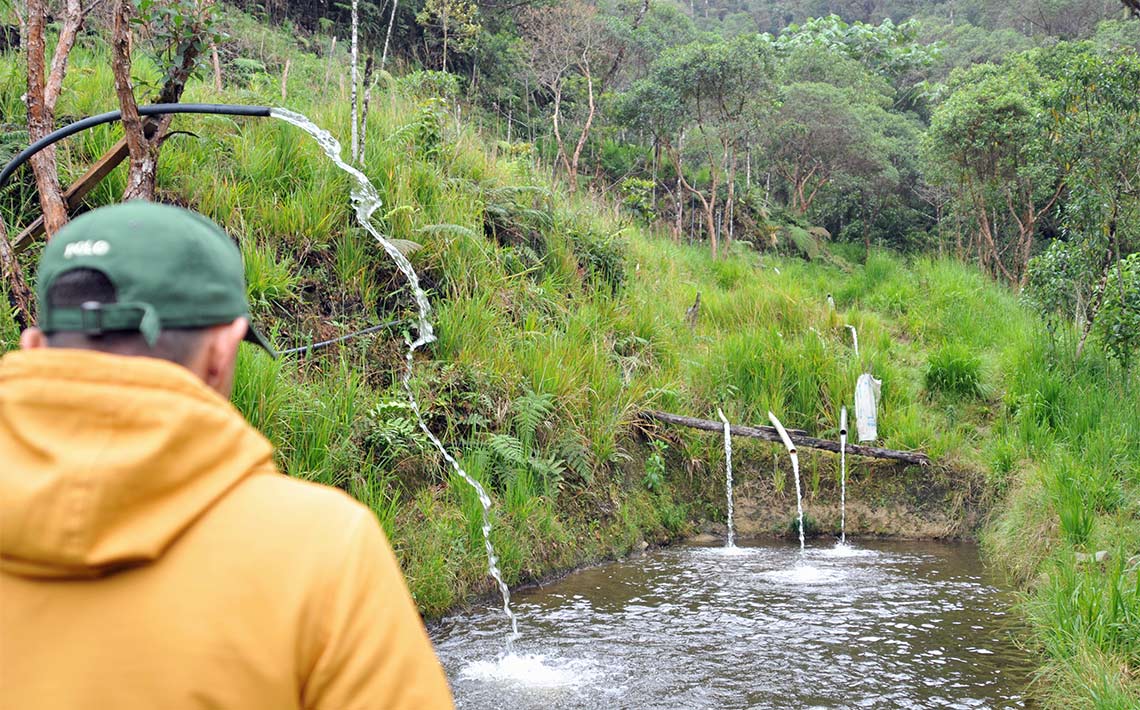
[{"xmin": 0, "ymin": 202, "xmax": 455, "ymax": 709}]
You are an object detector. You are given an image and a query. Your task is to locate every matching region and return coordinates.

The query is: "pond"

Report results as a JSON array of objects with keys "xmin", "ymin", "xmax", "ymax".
[{"xmin": 431, "ymin": 539, "xmax": 1034, "ymax": 709}]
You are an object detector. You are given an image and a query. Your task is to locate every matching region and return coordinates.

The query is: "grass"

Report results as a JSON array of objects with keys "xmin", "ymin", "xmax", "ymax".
[{"xmin": 1, "ymin": 11, "xmax": 1138, "ymax": 707}]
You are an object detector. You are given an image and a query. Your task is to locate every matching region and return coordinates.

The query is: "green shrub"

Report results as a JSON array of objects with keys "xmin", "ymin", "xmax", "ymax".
[
  {"xmin": 1095, "ymin": 253, "xmax": 1140, "ymax": 369},
  {"xmin": 569, "ymin": 224, "xmax": 627, "ymax": 295}
]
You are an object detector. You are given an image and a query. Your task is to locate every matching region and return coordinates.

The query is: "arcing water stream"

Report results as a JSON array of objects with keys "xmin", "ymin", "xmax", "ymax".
[
  {"xmin": 768, "ymin": 412, "xmax": 805, "ymax": 552},
  {"xmin": 271, "ymin": 108, "xmax": 519, "ymax": 640},
  {"xmin": 716, "ymin": 408, "xmax": 735, "ymax": 548}
]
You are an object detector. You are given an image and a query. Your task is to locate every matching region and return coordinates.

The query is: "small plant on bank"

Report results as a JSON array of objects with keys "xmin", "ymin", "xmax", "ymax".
[
  {"xmin": 365, "ymin": 398, "xmax": 428, "ymax": 469},
  {"xmin": 924, "ymin": 344, "xmax": 985, "ymax": 398},
  {"xmin": 1047, "ymin": 468, "xmax": 1094, "ymax": 548},
  {"xmin": 643, "ymin": 439, "xmax": 668, "ymax": 493},
  {"xmin": 787, "ymin": 513, "xmax": 820, "ymax": 539}
]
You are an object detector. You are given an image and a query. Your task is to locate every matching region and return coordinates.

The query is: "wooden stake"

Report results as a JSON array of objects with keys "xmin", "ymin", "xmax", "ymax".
[{"xmin": 280, "ymin": 58, "xmax": 291, "ymax": 103}]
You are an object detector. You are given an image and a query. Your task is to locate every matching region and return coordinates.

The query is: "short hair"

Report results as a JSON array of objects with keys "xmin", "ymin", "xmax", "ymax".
[{"xmin": 45, "ymin": 268, "xmax": 210, "ymax": 367}]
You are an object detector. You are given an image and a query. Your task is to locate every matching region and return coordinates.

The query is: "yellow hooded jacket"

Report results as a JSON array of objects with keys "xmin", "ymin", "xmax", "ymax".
[{"xmin": 0, "ymin": 349, "xmax": 454, "ymax": 709}]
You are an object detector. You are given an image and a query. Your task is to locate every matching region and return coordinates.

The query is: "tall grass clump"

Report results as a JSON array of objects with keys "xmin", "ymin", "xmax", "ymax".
[{"xmin": 924, "ymin": 343, "xmax": 984, "ymax": 398}]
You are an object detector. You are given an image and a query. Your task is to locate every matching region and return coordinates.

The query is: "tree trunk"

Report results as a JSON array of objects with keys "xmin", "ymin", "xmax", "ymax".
[
  {"xmin": 674, "ymin": 132, "xmax": 684, "ymax": 243},
  {"xmin": 325, "ymin": 36, "xmax": 338, "ymax": 88},
  {"xmin": 550, "ymin": 82, "xmax": 573, "ymax": 184},
  {"xmin": 663, "ymin": 139, "xmax": 716, "ymax": 255},
  {"xmin": 1076, "ymin": 256, "xmax": 1113, "ymax": 359},
  {"xmin": 359, "ymin": 54, "xmax": 375, "ymax": 163},
  {"xmin": 725, "ymin": 144, "xmax": 736, "ymax": 250},
  {"xmin": 280, "ymin": 58, "xmax": 291, "ymax": 102},
  {"xmin": 381, "ymin": 0, "xmax": 398, "ymax": 69},
  {"xmin": 350, "ymin": 0, "xmax": 359, "ymax": 164},
  {"xmin": 568, "ymin": 57, "xmax": 595, "ymax": 188},
  {"xmin": 442, "ymin": 15, "xmax": 449, "ymax": 73},
  {"xmin": 0, "ymin": 219, "xmax": 33, "ymax": 328},
  {"xmin": 601, "ymin": 0, "xmax": 649, "ymax": 86},
  {"xmin": 111, "ymin": 0, "xmax": 208, "ymax": 201},
  {"xmin": 111, "ymin": 0, "xmax": 158, "ymax": 201},
  {"xmin": 25, "ymin": 0, "xmax": 85, "ymax": 237}
]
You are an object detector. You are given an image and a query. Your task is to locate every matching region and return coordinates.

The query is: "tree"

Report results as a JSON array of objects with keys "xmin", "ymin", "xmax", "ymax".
[
  {"xmin": 775, "ymin": 14, "xmax": 939, "ymax": 108},
  {"xmin": 1025, "ymin": 46, "xmax": 1140, "ymax": 358},
  {"xmin": 517, "ymin": 0, "xmax": 610, "ymax": 191},
  {"xmin": 24, "ymin": 0, "xmax": 100, "ymax": 237},
  {"xmin": 622, "ymin": 34, "xmax": 777, "ymax": 257},
  {"xmin": 416, "ymin": 0, "xmax": 479, "ymax": 73},
  {"xmin": 1, "ymin": 218, "xmax": 32, "ymax": 327},
  {"xmin": 111, "ymin": 0, "xmax": 220, "ymax": 201},
  {"xmin": 922, "ymin": 56, "xmax": 1064, "ymax": 285}
]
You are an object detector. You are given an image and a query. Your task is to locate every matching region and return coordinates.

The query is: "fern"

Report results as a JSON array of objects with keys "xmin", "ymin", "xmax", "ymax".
[
  {"xmin": 417, "ymin": 222, "xmax": 480, "ymax": 240},
  {"xmin": 529, "ymin": 453, "xmax": 566, "ymax": 492},
  {"xmin": 555, "ymin": 432, "xmax": 594, "ymax": 485},
  {"xmin": 512, "ymin": 389, "xmax": 555, "ymax": 450},
  {"xmin": 486, "ymin": 433, "xmax": 528, "ymax": 468}
]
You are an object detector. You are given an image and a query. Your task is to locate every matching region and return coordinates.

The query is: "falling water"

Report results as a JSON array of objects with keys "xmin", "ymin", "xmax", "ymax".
[
  {"xmin": 271, "ymin": 108, "xmax": 519, "ymax": 640},
  {"xmin": 768, "ymin": 412, "xmax": 805, "ymax": 552},
  {"xmin": 716, "ymin": 407, "xmax": 735, "ymax": 548},
  {"xmin": 846, "ymin": 324, "xmax": 859, "ymax": 358},
  {"xmin": 840, "ymin": 405, "xmax": 848, "ymax": 545}
]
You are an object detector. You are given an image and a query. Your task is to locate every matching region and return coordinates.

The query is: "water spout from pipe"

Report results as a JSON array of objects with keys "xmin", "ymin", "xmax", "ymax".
[
  {"xmin": 840, "ymin": 406, "xmax": 848, "ymax": 545},
  {"xmin": 768, "ymin": 412, "xmax": 804, "ymax": 552},
  {"xmin": 716, "ymin": 407, "xmax": 735, "ymax": 548}
]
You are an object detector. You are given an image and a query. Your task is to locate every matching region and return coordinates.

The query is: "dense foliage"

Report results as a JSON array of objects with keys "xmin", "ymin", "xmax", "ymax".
[{"xmin": 2, "ymin": 1, "xmax": 1140, "ymax": 707}]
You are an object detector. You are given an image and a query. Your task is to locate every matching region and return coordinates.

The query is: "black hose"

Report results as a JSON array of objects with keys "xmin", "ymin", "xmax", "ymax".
[
  {"xmin": 0, "ymin": 103, "xmax": 271, "ymax": 189},
  {"xmin": 0, "ymin": 102, "xmax": 399, "ymax": 361},
  {"xmin": 278, "ymin": 319, "xmax": 408, "ymax": 357}
]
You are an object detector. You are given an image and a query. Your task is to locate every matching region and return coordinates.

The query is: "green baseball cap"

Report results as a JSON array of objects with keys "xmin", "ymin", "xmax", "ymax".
[{"xmin": 36, "ymin": 201, "xmax": 276, "ymax": 357}]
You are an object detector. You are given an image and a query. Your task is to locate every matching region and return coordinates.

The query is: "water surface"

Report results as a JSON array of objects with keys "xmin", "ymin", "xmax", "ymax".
[{"xmin": 432, "ymin": 539, "xmax": 1033, "ymax": 709}]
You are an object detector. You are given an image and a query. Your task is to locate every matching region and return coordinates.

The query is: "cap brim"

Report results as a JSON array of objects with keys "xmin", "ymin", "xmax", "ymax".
[{"xmin": 243, "ymin": 322, "xmax": 278, "ymax": 358}]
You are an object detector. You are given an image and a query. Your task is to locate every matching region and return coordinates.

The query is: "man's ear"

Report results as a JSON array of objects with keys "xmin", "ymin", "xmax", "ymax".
[
  {"xmin": 19, "ymin": 328, "xmax": 47, "ymax": 350},
  {"xmin": 201, "ymin": 318, "xmax": 248, "ymax": 397}
]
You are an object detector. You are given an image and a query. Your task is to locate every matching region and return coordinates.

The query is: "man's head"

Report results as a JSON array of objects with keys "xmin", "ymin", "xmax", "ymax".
[{"xmin": 19, "ymin": 201, "xmax": 275, "ymax": 396}]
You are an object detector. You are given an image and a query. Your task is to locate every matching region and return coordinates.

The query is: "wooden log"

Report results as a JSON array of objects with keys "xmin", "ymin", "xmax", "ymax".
[
  {"xmin": 13, "ymin": 137, "xmax": 130, "ymax": 253},
  {"xmin": 643, "ymin": 410, "xmax": 931, "ymax": 466}
]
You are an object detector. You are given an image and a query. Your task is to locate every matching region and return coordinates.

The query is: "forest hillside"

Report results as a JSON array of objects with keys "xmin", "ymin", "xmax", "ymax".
[{"xmin": 2, "ymin": 2, "xmax": 1139, "ymax": 707}]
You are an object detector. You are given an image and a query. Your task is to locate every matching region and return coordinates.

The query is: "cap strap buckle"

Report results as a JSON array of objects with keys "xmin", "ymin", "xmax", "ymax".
[{"xmin": 79, "ymin": 301, "xmax": 105, "ymax": 335}]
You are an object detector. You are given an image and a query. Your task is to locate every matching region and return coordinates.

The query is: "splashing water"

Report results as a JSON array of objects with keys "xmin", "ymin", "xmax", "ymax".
[
  {"xmin": 768, "ymin": 412, "xmax": 805, "ymax": 552},
  {"xmin": 271, "ymin": 108, "xmax": 519, "ymax": 640},
  {"xmin": 716, "ymin": 407, "xmax": 735, "ymax": 548},
  {"xmin": 459, "ymin": 653, "xmax": 599, "ymax": 688}
]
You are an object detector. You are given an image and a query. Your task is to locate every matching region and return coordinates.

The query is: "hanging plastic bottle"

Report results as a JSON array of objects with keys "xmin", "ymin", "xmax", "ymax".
[{"xmin": 854, "ymin": 373, "xmax": 882, "ymax": 442}]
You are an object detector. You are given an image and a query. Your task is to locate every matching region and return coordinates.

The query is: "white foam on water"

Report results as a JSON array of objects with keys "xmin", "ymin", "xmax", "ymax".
[
  {"xmin": 759, "ymin": 565, "xmax": 836, "ymax": 585},
  {"xmin": 460, "ymin": 653, "xmax": 598, "ymax": 688},
  {"xmin": 817, "ymin": 542, "xmax": 877, "ymax": 559},
  {"xmin": 703, "ymin": 545, "xmax": 754, "ymax": 557}
]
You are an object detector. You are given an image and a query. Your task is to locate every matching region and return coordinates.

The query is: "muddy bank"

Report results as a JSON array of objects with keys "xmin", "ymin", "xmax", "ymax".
[{"xmin": 681, "ymin": 439, "xmax": 989, "ymax": 542}]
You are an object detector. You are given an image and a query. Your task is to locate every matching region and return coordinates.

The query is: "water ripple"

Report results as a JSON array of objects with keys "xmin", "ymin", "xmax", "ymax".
[{"xmin": 433, "ymin": 540, "xmax": 1033, "ymax": 709}]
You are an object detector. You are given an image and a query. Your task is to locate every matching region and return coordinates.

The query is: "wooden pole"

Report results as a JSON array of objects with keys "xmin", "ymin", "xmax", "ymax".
[
  {"xmin": 13, "ymin": 137, "xmax": 131, "ymax": 253},
  {"xmin": 643, "ymin": 410, "xmax": 931, "ymax": 466}
]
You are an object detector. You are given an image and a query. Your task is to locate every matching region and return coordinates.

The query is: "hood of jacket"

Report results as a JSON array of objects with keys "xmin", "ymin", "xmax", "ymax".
[{"xmin": 0, "ymin": 348, "xmax": 274, "ymax": 579}]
